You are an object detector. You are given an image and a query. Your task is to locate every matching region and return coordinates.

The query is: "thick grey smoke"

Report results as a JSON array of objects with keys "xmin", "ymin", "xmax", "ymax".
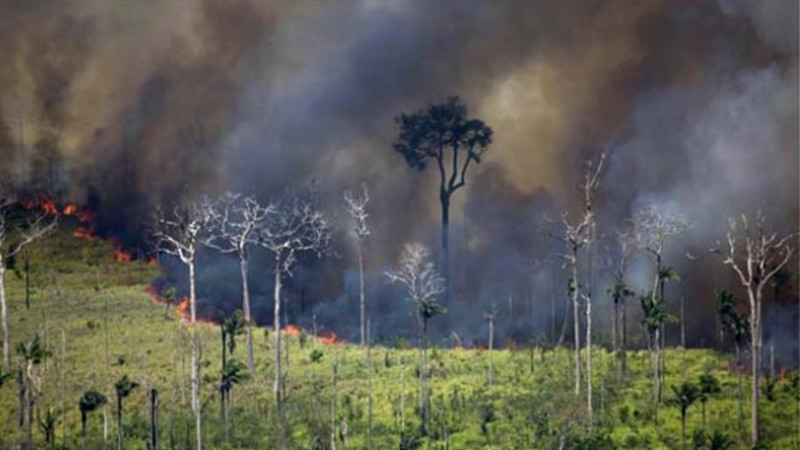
[{"xmin": 0, "ymin": 1, "xmax": 796, "ymax": 351}]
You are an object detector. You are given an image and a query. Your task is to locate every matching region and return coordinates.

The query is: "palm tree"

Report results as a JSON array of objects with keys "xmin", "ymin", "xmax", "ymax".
[
  {"xmin": 38, "ymin": 406, "xmax": 59, "ymax": 449},
  {"xmin": 114, "ymin": 375, "xmax": 139, "ymax": 450},
  {"xmin": 220, "ymin": 358, "xmax": 247, "ymax": 442},
  {"xmin": 667, "ymin": 381, "xmax": 700, "ymax": 450},
  {"xmin": 79, "ymin": 390, "xmax": 107, "ymax": 450},
  {"xmin": 698, "ymin": 372, "xmax": 721, "ymax": 429},
  {"xmin": 640, "ymin": 293, "xmax": 671, "ymax": 421},
  {"xmin": 708, "ymin": 430, "xmax": 735, "ymax": 450}
]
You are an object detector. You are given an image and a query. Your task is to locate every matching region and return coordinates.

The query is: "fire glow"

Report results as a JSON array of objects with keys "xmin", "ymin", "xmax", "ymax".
[
  {"xmin": 144, "ymin": 285, "xmax": 339, "ymax": 343},
  {"xmin": 112, "ymin": 247, "xmax": 133, "ymax": 262}
]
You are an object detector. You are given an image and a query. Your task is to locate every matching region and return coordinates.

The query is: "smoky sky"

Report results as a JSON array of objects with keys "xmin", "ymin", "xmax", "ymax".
[{"xmin": 1, "ymin": 0, "xmax": 797, "ymax": 353}]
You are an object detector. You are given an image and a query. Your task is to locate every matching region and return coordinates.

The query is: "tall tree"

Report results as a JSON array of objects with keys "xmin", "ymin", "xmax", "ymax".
[
  {"xmin": 0, "ymin": 198, "xmax": 57, "ymax": 368},
  {"xmin": 555, "ymin": 215, "xmax": 590, "ymax": 398},
  {"xmin": 392, "ymin": 97, "xmax": 493, "ymax": 301},
  {"xmin": 633, "ymin": 204, "xmax": 689, "ymax": 399},
  {"xmin": 79, "ymin": 390, "xmax": 107, "ymax": 450},
  {"xmin": 113, "ymin": 375, "xmax": 139, "ymax": 450},
  {"xmin": 256, "ymin": 194, "xmax": 331, "ymax": 408},
  {"xmin": 552, "ymin": 153, "xmax": 604, "ymax": 418},
  {"xmin": 710, "ymin": 213, "xmax": 795, "ymax": 445},
  {"xmin": 344, "ymin": 184, "xmax": 371, "ymax": 347},
  {"xmin": 386, "ymin": 242, "xmax": 446, "ymax": 435},
  {"xmin": 154, "ymin": 199, "xmax": 214, "ymax": 450},
  {"xmin": 579, "ymin": 153, "xmax": 604, "ymax": 422},
  {"xmin": 205, "ymin": 193, "xmax": 272, "ymax": 373}
]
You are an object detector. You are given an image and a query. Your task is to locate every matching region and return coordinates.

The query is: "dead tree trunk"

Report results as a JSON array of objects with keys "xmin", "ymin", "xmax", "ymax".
[
  {"xmin": 273, "ymin": 256, "xmax": 283, "ymax": 410},
  {"xmin": 571, "ymin": 263, "xmax": 581, "ymax": 397},
  {"xmin": 240, "ymin": 252, "xmax": 255, "ymax": 374},
  {"xmin": 189, "ymin": 259, "xmax": 202, "ymax": 450},
  {"xmin": 150, "ymin": 389, "xmax": 159, "ymax": 450},
  {"xmin": 331, "ymin": 352, "xmax": 338, "ymax": 450},
  {"xmin": 1, "ymin": 263, "xmax": 10, "ymax": 370}
]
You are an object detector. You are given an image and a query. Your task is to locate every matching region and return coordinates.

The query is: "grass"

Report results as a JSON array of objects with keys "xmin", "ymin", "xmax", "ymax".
[{"xmin": 0, "ymin": 228, "xmax": 798, "ymax": 449}]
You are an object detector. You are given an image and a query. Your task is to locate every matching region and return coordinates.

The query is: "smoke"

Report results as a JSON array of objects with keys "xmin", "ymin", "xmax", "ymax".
[{"xmin": 0, "ymin": 0, "xmax": 796, "ymax": 347}]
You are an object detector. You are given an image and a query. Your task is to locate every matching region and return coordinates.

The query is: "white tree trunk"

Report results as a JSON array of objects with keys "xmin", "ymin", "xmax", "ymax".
[
  {"xmin": 571, "ymin": 263, "xmax": 581, "ymax": 396},
  {"xmin": 586, "ymin": 293, "xmax": 593, "ymax": 421},
  {"xmin": 358, "ymin": 240, "xmax": 366, "ymax": 347},
  {"xmin": 188, "ymin": 259, "xmax": 202, "ymax": 450},
  {"xmin": 240, "ymin": 253, "xmax": 255, "ymax": 373},
  {"xmin": 0, "ymin": 262, "xmax": 9, "ymax": 370},
  {"xmin": 273, "ymin": 257, "xmax": 282, "ymax": 407},
  {"xmin": 749, "ymin": 288, "xmax": 761, "ymax": 445},
  {"xmin": 488, "ymin": 317, "xmax": 494, "ymax": 391}
]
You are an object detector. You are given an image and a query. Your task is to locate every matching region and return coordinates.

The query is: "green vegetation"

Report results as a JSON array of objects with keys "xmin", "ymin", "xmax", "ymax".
[{"xmin": 0, "ymin": 229, "xmax": 798, "ymax": 449}]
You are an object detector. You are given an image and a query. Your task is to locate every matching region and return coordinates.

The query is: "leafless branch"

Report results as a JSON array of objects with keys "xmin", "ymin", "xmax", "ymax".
[{"xmin": 343, "ymin": 184, "xmax": 370, "ymax": 239}]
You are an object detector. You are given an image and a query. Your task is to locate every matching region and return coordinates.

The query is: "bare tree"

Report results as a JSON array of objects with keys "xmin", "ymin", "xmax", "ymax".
[
  {"xmin": 256, "ymin": 194, "xmax": 331, "ymax": 408},
  {"xmin": 633, "ymin": 204, "xmax": 689, "ymax": 402},
  {"xmin": 205, "ymin": 193, "xmax": 273, "ymax": 373},
  {"xmin": 580, "ymin": 153, "xmax": 604, "ymax": 423},
  {"xmin": 386, "ymin": 242, "xmax": 446, "ymax": 435},
  {"xmin": 344, "ymin": 184, "xmax": 370, "ymax": 346},
  {"xmin": 711, "ymin": 213, "xmax": 795, "ymax": 445},
  {"xmin": 0, "ymin": 198, "xmax": 57, "ymax": 369},
  {"xmin": 552, "ymin": 153, "xmax": 604, "ymax": 419},
  {"xmin": 154, "ymin": 199, "xmax": 215, "ymax": 450},
  {"xmin": 393, "ymin": 97, "xmax": 493, "ymax": 301}
]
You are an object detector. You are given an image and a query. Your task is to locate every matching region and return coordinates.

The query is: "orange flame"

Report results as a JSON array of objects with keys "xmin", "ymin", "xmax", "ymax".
[
  {"xmin": 40, "ymin": 199, "xmax": 57, "ymax": 215},
  {"xmin": 144, "ymin": 285, "xmax": 163, "ymax": 306},
  {"xmin": 73, "ymin": 227, "xmax": 97, "ymax": 240},
  {"xmin": 112, "ymin": 248, "xmax": 133, "ymax": 262},
  {"xmin": 63, "ymin": 204, "xmax": 77, "ymax": 216},
  {"xmin": 177, "ymin": 298, "xmax": 190, "ymax": 315},
  {"xmin": 284, "ymin": 325, "xmax": 301, "ymax": 336},
  {"xmin": 318, "ymin": 332, "xmax": 337, "ymax": 345}
]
